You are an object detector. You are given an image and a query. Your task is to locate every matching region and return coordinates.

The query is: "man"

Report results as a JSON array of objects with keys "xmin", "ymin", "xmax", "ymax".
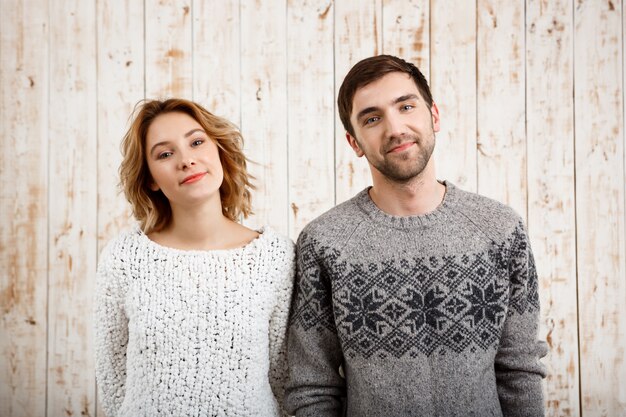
[{"xmin": 285, "ymin": 55, "xmax": 547, "ymax": 417}]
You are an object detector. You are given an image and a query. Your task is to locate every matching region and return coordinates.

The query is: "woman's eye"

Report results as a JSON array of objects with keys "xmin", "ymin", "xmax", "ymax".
[
  {"xmin": 191, "ymin": 139, "xmax": 204, "ymax": 147},
  {"xmin": 157, "ymin": 151, "xmax": 173, "ymax": 159}
]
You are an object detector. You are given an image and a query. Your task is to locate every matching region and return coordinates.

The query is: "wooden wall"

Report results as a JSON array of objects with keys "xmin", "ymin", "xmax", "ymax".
[{"xmin": 1, "ymin": 1, "xmax": 624, "ymax": 416}]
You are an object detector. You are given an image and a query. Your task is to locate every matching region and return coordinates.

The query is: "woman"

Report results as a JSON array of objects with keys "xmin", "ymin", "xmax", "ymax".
[{"xmin": 95, "ymin": 98, "xmax": 294, "ymax": 417}]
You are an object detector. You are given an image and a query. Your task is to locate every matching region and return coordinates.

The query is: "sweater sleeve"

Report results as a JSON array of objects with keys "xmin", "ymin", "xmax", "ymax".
[
  {"xmin": 94, "ymin": 241, "xmax": 129, "ymax": 417},
  {"xmin": 284, "ymin": 231, "xmax": 346, "ymax": 417},
  {"xmin": 495, "ymin": 221, "xmax": 548, "ymax": 417},
  {"xmin": 268, "ymin": 238, "xmax": 296, "ymax": 416}
]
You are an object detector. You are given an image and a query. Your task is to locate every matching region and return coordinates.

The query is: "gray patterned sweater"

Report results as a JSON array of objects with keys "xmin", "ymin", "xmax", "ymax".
[{"xmin": 285, "ymin": 182, "xmax": 548, "ymax": 417}]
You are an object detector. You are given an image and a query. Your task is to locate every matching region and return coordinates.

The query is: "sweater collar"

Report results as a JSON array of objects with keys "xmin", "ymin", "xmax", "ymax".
[{"xmin": 355, "ymin": 180, "xmax": 457, "ymax": 229}]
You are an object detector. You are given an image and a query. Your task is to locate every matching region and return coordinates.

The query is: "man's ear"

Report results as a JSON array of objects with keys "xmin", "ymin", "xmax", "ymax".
[
  {"xmin": 431, "ymin": 102, "xmax": 440, "ymax": 133},
  {"xmin": 346, "ymin": 132, "xmax": 365, "ymax": 157}
]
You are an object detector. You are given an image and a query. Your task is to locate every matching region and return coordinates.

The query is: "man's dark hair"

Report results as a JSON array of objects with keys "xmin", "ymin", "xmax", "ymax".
[{"xmin": 337, "ymin": 55, "xmax": 433, "ymax": 137}]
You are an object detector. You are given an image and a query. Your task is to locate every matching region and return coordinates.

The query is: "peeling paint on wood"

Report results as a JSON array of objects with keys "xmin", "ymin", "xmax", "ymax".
[{"xmin": 1, "ymin": 2, "xmax": 626, "ymax": 416}]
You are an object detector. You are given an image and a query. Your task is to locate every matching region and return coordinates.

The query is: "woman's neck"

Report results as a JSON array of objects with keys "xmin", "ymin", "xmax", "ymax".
[{"xmin": 149, "ymin": 199, "xmax": 257, "ymax": 251}]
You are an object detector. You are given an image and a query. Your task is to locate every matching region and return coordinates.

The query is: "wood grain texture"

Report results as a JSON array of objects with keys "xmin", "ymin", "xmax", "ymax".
[
  {"xmin": 430, "ymin": 0, "xmax": 477, "ymax": 192},
  {"xmin": 476, "ymin": 0, "xmax": 527, "ymax": 219},
  {"xmin": 47, "ymin": 0, "xmax": 98, "ymax": 416},
  {"xmin": 240, "ymin": 1, "xmax": 289, "ymax": 235},
  {"xmin": 334, "ymin": 0, "xmax": 383, "ymax": 204},
  {"xmin": 0, "ymin": 1, "xmax": 48, "ymax": 416},
  {"xmin": 95, "ymin": 1, "xmax": 144, "ymax": 414},
  {"xmin": 526, "ymin": 1, "xmax": 579, "ymax": 415},
  {"xmin": 0, "ymin": 1, "xmax": 625, "ymax": 413},
  {"xmin": 381, "ymin": 0, "xmax": 429, "ymax": 75},
  {"xmin": 286, "ymin": 0, "xmax": 335, "ymax": 238},
  {"xmin": 192, "ymin": 0, "xmax": 241, "ymax": 125},
  {"xmin": 96, "ymin": 0, "xmax": 143, "ymax": 249},
  {"xmin": 145, "ymin": 1, "xmax": 193, "ymax": 99},
  {"xmin": 574, "ymin": 0, "xmax": 626, "ymax": 415}
]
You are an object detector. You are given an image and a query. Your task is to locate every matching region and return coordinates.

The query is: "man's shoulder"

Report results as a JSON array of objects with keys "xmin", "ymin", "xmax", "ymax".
[
  {"xmin": 450, "ymin": 184, "xmax": 524, "ymax": 238},
  {"xmin": 298, "ymin": 191, "xmax": 366, "ymax": 245}
]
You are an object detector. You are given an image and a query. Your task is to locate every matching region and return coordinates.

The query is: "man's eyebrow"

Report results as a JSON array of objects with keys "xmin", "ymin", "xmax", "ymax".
[
  {"xmin": 355, "ymin": 94, "xmax": 421, "ymax": 121},
  {"xmin": 355, "ymin": 106, "xmax": 380, "ymax": 121},
  {"xmin": 149, "ymin": 129, "xmax": 206, "ymax": 155},
  {"xmin": 394, "ymin": 93, "xmax": 420, "ymax": 104}
]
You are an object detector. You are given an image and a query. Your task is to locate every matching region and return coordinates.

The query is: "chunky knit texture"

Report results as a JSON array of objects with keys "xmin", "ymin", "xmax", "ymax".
[
  {"xmin": 95, "ymin": 226, "xmax": 295, "ymax": 417},
  {"xmin": 285, "ymin": 182, "xmax": 548, "ymax": 417}
]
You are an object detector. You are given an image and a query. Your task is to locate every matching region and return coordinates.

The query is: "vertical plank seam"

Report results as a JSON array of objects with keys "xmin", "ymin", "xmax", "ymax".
[
  {"xmin": 94, "ymin": 0, "xmax": 100, "ymax": 414},
  {"xmin": 372, "ymin": 0, "xmax": 382, "ymax": 52},
  {"xmin": 474, "ymin": 0, "xmax": 479, "ymax": 193},
  {"xmin": 238, "ymin": 0, "xmax": 242, "ymax": 133},
  {"xmin": 285, "ymin": 0, "xmax": 290, "ymax": 236},
  {"xmin": 620, "ymin": 4, "xmax": 626, "ymax": 398},
  {"xmin": 143, "ymin": 0, "xmax": 147, "ymax": 99},
  {"xmin": 572, "ymin": 0, "xmax": 583, "ymax": 415},
  {"xmin": 523, "ymin": 0, "xmax": 529, "ymax": 224},
  {"xmin": 191, "ymin": 0, "xmax": 195, "ymax": 102},
  {"xmin": 429, "ymin": 0, "xmax": 432, "ymax": 115},
  {"xmin": 332, "ymin": 0, "xmax": 337, "ymax": 207},
  {"xmin": 45, "ymin": 0, "xmax": 51, "ymax": 415}
]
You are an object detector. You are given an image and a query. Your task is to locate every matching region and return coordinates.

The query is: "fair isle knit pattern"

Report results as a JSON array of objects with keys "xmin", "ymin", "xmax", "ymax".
[
  {"xmin": 95, "ymin": 227, "xmax": 295, "ymax": 417},
  {"xmin": 285, "ymin": 182, "xmax": 548, "ymax": 417}
]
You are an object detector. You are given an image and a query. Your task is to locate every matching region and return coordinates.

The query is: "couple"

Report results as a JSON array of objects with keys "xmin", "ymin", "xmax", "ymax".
[{"xmin": 95, "ymin": 55, "xmax": 547, "ymax": 417}]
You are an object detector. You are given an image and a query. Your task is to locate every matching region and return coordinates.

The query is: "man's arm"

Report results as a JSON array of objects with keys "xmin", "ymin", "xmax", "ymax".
[
  {"xmin": 284, "ymin": 231, "xmax": 346, "ymax": 417},
  {"xmin": 496, "ymin": 221, "xmax": 549, "ymax": 417}
]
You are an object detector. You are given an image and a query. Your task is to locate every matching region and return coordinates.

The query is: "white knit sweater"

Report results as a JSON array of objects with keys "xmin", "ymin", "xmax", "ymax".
[{"xmin": 95, "ymin": 226, "xmax": 295, "ymax": 417}]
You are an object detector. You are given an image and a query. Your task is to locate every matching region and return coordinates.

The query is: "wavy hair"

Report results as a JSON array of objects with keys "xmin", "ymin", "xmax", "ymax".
[{"xmin": 119, "ymin": 98, "xmax": 255, "ymax": 234}]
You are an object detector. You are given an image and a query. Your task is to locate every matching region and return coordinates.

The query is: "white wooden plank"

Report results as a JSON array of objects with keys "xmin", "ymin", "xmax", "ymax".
[
  {"xmin": 574, "ymin": 0, "xmax": 626, "ymax": 415},
  {"xmin": 0, "ymin": 1, "xmax": 48, "ymax": 416},
  {"xmin": 47, "ymin": 0, "xmax": 98, "ymax": 416},
  {"xmin": 96, "ymin": 1, "xmax": 144, "ymax": 414},
  {"xmin": 430, "ymin": 0, "xmax": 477, "ymax": 192},
  {"xmin": 526, "ymin": 0, "xmax": 579, "ymax": 415},
  {"xmin": 476, "ymin": 0, "xmax": 527, "ymax": 219},
  {"xmin": 286, "ymin": 0, "xmax": 335, "ymax": 239},
  {"xmin": 381, "ymin": 0, "xmax": 429, "ymax": 77},
  {"xmin": 96, "ymin": 0, "xmax": 143, "ymax": 249},
  {"xmin": 192, "ymin": 0, "xmax": 241, "ymax": 127},
  {"xmin": 145, "ymin": 1, "xmax": 193, "ymax": 99},
  {"xmin": 334, "ymin": 0, "xmax": 383, "ymax": 204},
  {"xmin": 240, "ymin": 1, "xmax": 289, "ymax": 235}
]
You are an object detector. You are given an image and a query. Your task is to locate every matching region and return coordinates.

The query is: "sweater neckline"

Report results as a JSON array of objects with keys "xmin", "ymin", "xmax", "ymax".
[
  {"xmin": 355, "ymin": 180, "xmax": 457, "ymax": 229},
  {"xmin": 136, "ymin": 225, "xmax": 272, "ymax": 256}
]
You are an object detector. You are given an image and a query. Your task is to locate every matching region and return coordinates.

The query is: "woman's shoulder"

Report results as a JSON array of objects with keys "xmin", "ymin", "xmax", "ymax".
[
  {"xmin": 255, "ymin": 226, "xmax": 295, "ymax": 258},
  {"xmin": 99, "ymin": 226, "xmax": 146, "ymax": 264}
]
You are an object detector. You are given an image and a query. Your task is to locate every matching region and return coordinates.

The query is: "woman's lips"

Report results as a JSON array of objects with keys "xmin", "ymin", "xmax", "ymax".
[{"xmin": 181, "ymin": 172, "xmax": 206, "ymax": 184}]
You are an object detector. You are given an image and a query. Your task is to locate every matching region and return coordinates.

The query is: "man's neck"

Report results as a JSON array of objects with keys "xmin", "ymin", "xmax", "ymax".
[{"xmin": 369, "ymin": 169, "xmax": 446, "ymax": 217}]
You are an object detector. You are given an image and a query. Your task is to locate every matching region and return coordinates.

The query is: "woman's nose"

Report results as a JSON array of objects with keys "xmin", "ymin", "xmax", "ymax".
[{"xmin": 179, "ymin": 153, "xmax": 196, "ymax": 169}]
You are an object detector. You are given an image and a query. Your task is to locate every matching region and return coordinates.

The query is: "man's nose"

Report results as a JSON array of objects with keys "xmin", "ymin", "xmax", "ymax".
[{"xmin": 384, "ymin": 113, "xmax": 407, "ymax": 138}]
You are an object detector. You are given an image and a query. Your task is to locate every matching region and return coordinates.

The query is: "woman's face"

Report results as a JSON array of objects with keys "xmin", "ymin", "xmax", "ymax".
[{"xmin": 145, "ymin": 111, "xmax": 224, "ymax": 210}]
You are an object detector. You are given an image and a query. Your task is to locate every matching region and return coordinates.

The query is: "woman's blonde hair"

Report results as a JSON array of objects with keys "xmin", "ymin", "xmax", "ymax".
[{"xmin": 119, "ymin": 98, "xmax": 255, "ymax": 234}]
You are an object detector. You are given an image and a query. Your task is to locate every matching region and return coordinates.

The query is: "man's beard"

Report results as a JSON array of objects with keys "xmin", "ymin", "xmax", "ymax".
[{"xmin": 368, "ymin": 133, "xmax": 435, "ymax": 183}]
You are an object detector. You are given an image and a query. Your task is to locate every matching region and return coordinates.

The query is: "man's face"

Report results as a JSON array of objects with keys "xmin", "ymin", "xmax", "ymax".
[{"xmin": 347, "ymin": 72, "xmax": 440, "ymax": 183}]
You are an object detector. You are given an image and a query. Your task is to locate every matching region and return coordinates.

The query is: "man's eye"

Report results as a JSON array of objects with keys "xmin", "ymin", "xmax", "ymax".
[
  {"xmin": 402, "ymin": 104, "xmax": 414, "ymax": 111},
  {"xmin": 191, "ymin": 139, "xmax": 204, "ymax": 147},
  {"xmin": 365, "ymin": 116, "xmax": 380, "ymax": 125},
  {"xmin": 157, "ymin": 151, "xmax": 173, "ymax": 159}
]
